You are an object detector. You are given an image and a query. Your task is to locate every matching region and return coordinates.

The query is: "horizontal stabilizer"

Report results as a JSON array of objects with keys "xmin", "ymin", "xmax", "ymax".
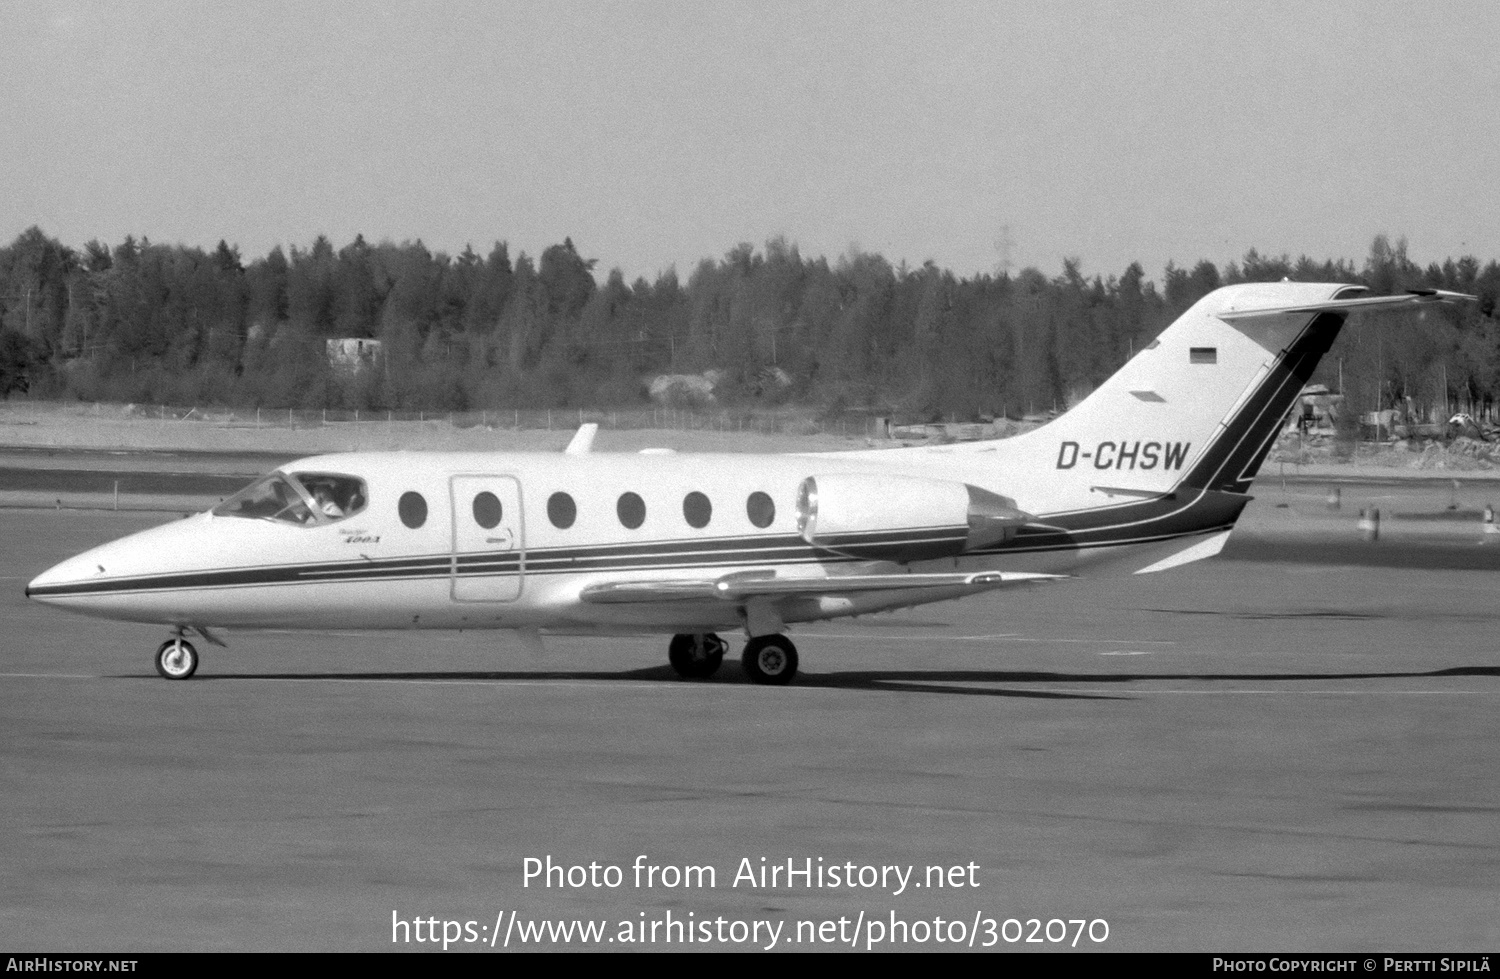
[
  {"xmin": 579, "ymin": 569, "xmax": 1066, "ymax": 604},
  {"xmin": 1216, "ymin": 289, "xmax": 1474, "ymax": 324},
  {"xmin": 1132, "ymin": 529, "xmax": 1233, "ymax": 574}
]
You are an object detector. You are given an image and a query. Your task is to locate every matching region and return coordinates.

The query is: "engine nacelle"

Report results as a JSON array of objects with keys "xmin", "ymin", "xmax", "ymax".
[{"xmin": 795, "ymin": 473, "xmax": 1030, "ymax": 562}]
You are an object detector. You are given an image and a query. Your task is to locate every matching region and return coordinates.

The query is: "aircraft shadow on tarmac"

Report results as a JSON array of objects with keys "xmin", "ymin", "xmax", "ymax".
[
  {"xmin": 1147, "ymin": 607, "xmax": 1500, "ymax": 623},
  {"xmin": 109, "ymin": 663, "xmax": 1500, "ymax": 700},
  {"xmin": 149, "ymin": 666, "xmax": 1120, "ymax": 700},
  {"xmin": 1223, "ymin": 538, "xmax": 1500, "ymax": 570}
]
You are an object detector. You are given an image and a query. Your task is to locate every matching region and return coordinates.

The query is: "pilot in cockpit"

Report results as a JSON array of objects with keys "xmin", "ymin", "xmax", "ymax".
[
  {"xmin": 214, "ymin": 471, "xmax": 366, "ymax": 525},
  {"xmin": 312, "ymin": 484, "xmax": 345, "ymax": 518}
]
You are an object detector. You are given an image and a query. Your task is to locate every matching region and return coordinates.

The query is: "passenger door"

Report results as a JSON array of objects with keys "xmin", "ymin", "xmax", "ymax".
[{"xmin": 449, "ymin": 475, "xmax": 524, "ymax": 601}]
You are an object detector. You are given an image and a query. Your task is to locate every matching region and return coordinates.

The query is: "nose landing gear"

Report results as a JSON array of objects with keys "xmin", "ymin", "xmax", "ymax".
[{"xmin": 155, "ymin": 635, "xmax": 199, "ymax": 680}]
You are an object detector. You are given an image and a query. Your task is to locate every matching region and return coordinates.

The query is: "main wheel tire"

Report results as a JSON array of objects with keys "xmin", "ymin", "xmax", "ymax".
[
  {"xmin": 668, "ymin": 632, "xmax": 726, "ymax": 679},
  {"xmin": 155, "ymin": 638, "xmax": 199, "ymax": 680},
  {"xmin": 741, "ymin": 635, "xmax": 798, "ymax": 685}
]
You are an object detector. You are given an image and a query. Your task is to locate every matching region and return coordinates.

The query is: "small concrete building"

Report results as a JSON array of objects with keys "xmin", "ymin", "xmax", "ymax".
[{"xmin": 326, "ymin": 338, "xmax": 382, "ymax": 373}]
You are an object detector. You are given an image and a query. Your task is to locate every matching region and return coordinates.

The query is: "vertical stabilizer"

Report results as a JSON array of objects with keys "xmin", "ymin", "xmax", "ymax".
[{"xmin": 1017, "ymin": 282, "xmax": 1366, "ymax": 496}]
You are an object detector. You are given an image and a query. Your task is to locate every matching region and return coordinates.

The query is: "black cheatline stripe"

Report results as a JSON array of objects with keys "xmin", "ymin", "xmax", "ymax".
[
  {"xmin": 30, "ymin": 530, "xmax": 809, "ymax": 597},
  {"xmin": 454, "ymin": 554, "xmax": 522, "ymax": 570},
  {"xmin": 982, "ymin": 523, "xmax": 1235, "ymax": 557},
  {"xmin": 31, "ymin": 528, "xmax": 952, "ymax": 599},
  {"xmin": 975, "ymin": 488, "xmax": 1248, "ymax": 555},
  {"xmin": 29, "ymin": 555, "xmax": 453, "ymax": 597},
  {"xmin": 295, "ymin": 560, "xmax": 450, "ymax": 575},
  {"xmin": 36, "ymin": 554, "xmax": 848, "ymax": 599},
  {"xmin": 36, "ymin": 512, "xmax": 1232, "ymax": 600}
]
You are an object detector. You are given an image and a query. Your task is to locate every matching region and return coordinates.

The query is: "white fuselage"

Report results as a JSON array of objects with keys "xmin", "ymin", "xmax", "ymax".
[{"xmin": 26, "ymin": 446, "xmax": 1145, "ymax": 633}]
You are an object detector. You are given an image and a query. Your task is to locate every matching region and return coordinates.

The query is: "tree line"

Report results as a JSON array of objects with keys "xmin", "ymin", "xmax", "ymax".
[{"xmin": 1, "ymin": 226, "xmax": 1497, "ymax": 422}]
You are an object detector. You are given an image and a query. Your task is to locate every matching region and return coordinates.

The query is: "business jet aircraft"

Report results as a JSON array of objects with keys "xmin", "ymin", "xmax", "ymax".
[{"xmin": 26, "ymin": 282, "xmax": 1470, "ymax": 684}]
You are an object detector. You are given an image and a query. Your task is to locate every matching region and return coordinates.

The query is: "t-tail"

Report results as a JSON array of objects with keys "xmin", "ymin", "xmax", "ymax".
[
  {"xmin": 999, "ymin": 282, "xmax": 1473, "ymax": 497},
  {"xmin": 936, "ymin": 282, "xmax": 1473, "ymax": 573}
]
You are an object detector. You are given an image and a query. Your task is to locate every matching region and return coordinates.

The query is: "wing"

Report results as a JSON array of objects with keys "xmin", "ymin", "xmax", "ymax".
[{"xmin": 578, "ymin": 569, "xmax": 1066, "ymax": 604}]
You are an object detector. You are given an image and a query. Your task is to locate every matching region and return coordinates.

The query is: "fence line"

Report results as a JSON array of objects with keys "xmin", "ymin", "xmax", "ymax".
[{"xmin": 0, "ymin": 401, "xmax": 899, "ymax": 438}]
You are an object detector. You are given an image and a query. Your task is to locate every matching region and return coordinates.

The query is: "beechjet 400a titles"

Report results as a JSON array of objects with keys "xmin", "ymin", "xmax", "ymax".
[{"xmin": 26, "ymin": 282, "xmax": 1472, "ymax": 684}]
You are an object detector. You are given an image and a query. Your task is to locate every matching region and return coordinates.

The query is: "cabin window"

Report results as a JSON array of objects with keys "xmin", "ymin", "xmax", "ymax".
[
  {"xmin": 617, "ymin": 492, "xmax": 646, "ymax": 529},
  {"xmin": 472, "ymin": 491, "xmax": 502, "ymax": 529},
  {"xmin": 548, "ymin": 491, "xmax": 577, "ymax": 529},
  {"xmin": 1190, "ymin": 347, "xmax": 1217, "ymax": 364},
  {"xmin": 683, "ymin": 491, "xmax": 712, "ymax": 529},
  {"xmin": 213, "ymin": 471, "xmax": 367, "ymax": 526},
  {"xmin": 398, "ymin": 491, "xmax": 428, "ymax": 529},
  {"xmin": 746, "ymin": 491, "xmax": 775, "ymax": 528}
]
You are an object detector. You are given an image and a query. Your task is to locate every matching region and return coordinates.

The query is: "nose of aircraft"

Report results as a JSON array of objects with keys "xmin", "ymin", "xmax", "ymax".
[
  {"xmin": 27, "ymin": 544, "xmax": 117, "ymax": 604},
  {"xmin": 24, "ymin": 514, "xmax": 212, "ymax": 609}
]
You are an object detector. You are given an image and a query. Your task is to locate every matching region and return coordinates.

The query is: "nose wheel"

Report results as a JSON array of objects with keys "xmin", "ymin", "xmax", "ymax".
[
  {"xmin": 155, "ymin": 638, "xmax": 199, "ymax": 680},
  {"xmin": 668, "ymin": 632, "xmax": 726, "ymax": 679},
  {"xmin": 741, "ymin": 634, "xmax": 798, "ymax": 685}
]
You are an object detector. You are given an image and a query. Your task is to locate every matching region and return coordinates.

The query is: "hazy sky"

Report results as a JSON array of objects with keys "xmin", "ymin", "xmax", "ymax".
[{"xmin": 3, "ymin": 1, "xmax": 1497, "ymax": 282}]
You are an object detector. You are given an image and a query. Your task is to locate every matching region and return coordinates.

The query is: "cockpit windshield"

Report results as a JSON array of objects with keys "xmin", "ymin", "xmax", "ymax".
[{"xmin": 212, "ymin": 472, "xmax": 368, "ymax": 526}]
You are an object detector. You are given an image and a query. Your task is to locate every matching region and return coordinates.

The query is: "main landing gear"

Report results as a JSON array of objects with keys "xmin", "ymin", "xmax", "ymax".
[
  {"xmin": 741, "ymin": 634, "xmax": 798, "ymax": 686},
  {"xmin": 668, "ymin": 632, "xmax": 726, "ymax": 679},
  {"xmin": 155, "ymin": 636, "xmax": 199, "ymax": 680},
  {"xmin": 666, "ymin": 632, "xmax": 799, "ymax": 685}
]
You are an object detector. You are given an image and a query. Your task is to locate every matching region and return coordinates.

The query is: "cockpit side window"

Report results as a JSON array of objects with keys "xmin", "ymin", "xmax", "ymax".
[
  {"xmin": 212, "ymin": 471, "xmax": 367, "ymax": 526},
  {"xmin": 289, "ymin": 472, "xmax": 367, "ymax": 522}
]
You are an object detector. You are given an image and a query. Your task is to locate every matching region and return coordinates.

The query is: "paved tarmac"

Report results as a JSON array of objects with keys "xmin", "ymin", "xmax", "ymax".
[{"xmin": 2, "ymin": 503, "xmax": 1499, "ymax": 952}]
